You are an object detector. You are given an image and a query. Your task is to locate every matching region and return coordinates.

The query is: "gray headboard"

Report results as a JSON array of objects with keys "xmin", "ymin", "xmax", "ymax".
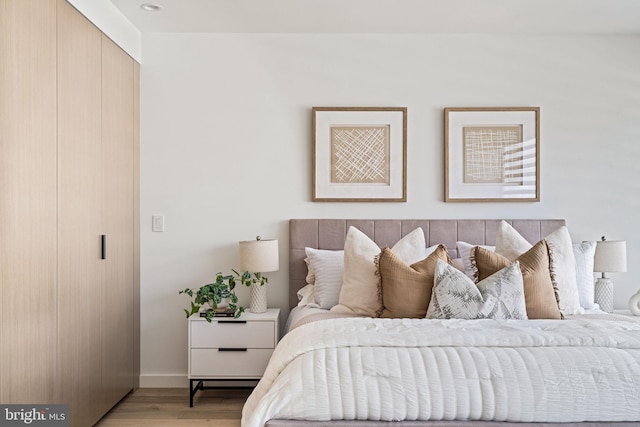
[{"xmin": 288, "ymin": 218, "xmax": 565, "ymax": 309}]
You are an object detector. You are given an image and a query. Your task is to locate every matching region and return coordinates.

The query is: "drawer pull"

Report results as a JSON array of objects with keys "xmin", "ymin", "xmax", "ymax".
[
  {"xmin": 218, "ymin": 320, "xmax": 247, "ymax": 324},
  {"xmin": 218, "ymin": 348, "xmax": 247, "ymax": 352}
]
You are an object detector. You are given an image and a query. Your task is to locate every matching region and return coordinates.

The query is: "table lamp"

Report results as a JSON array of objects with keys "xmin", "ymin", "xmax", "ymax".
[
  {"xmin": 593, "ymin": 237, "xmax": 627, "ymax": 313},
  {"xmin": 239, "ymin": 236, "xmax": 279, "ymax": 313}
]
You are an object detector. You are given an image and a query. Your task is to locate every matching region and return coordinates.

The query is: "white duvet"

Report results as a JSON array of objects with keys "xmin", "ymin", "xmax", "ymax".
[{"xmin": 242, "ymin": 316, "xmax": 640, "ymax": 427}]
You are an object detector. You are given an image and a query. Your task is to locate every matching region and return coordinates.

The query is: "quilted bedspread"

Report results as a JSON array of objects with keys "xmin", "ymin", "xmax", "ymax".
[{"xmin": 241, "ymin": 316, "xmax": 640, "ymax": 427}]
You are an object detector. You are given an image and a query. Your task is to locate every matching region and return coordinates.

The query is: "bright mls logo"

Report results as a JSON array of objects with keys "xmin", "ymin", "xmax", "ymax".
[{"xmin": 0, "ymin": 405, "xmax": 68, "ymax": 426}]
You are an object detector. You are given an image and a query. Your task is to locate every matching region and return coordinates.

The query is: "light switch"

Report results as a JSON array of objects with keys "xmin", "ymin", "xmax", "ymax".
[{"xmin": 152, "ymin": 215, "xmax": 164, "ymax": 232}]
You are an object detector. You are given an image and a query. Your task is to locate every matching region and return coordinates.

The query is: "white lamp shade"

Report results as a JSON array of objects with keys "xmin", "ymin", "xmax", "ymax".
[
  {"xmin": 239, "ymin": 239, "xmax": 279, "ymax": 273},
  {"xmin": 594, "ymin": 240, "xmax": 627, "ymax": 273}
]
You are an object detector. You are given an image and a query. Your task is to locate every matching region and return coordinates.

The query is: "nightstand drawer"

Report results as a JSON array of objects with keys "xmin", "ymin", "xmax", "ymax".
[
  {"xmin": 190, "ymin": 348, "xmax": 273, "ymax": 377},
  {"xmin": 190, "ymin": 319, "xmax": 276, "ymax": 348}
]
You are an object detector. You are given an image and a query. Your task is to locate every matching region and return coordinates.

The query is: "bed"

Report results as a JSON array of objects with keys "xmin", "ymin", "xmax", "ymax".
[{"xmin": 241, "ymin": 219, "xmax": 640, "ymax": 427}]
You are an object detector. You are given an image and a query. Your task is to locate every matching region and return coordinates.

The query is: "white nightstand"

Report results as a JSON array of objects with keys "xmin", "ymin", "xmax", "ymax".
[{"xmin": 188, "ymin": 308, "xmax": 280, "ymax": 407}]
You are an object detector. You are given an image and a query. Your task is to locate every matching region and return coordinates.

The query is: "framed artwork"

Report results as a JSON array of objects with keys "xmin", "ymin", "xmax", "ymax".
[
  {"xmin": 312, "ymin": 107, "xmax": 407, "ymax": 202},
  {"xmin": 445, "ymin": 107, "xmax": 540, "ymax": 202}
]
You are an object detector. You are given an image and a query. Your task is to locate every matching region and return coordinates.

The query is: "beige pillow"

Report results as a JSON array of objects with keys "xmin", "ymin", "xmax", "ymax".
[
  {"xmin": 377, "ymin": 245, "xmax": 450, "ymax": 318},
  {"xmin": 450, "ymin": 258, "xmax": 465, "ymax": 273},
  {"xmin": 331, "ymin": 226, "xmax": 425, "ymax": 317},
  {"xmin": 473, "ymin": 240, "xmax": 562, "ymax": 320}
]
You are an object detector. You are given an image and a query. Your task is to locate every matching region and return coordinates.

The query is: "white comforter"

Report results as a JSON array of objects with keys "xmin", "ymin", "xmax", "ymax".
[{"xmin": 242, "ymin": 316, "xmax": 640, "ymax": 427}]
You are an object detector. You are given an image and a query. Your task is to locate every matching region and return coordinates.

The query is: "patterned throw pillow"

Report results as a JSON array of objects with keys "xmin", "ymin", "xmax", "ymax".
[{"xmin": 426, "ymin": 259, "xmax": 527, "ymax": 320}]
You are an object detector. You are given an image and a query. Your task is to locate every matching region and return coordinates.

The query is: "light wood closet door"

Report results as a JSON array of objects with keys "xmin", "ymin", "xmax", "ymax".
[
  {"xmin": 101, "ymin": 33, "xmax": 135, "ymax": 413},
  {"xmin": 56, "ymin": 1, "xmax": 103, "ymax": 425},
  {"xmin": 133, "ymin": 61, "xmax": 141, "ymax": 390},
  {"xmin": 0, "ymin": 0, "xmax": 58, "ymax": 404}
]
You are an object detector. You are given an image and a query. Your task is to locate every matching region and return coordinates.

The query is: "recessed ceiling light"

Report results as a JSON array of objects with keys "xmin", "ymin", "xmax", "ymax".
[{"xmin": 140, "ymin": 3, "xmax": 162, "ymax": 12}]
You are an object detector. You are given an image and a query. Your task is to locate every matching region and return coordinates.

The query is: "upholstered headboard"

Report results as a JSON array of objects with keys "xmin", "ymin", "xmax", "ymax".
[{"xmin": 288, "ymin": 218, "xmax": 565, "ymax": 309}]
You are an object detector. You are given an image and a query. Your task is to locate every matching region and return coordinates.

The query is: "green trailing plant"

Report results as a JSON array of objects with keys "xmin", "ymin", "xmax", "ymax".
[
  {"xmin": 236, "ymin": 269, "xmax": 268, "ymax": 287},
  {"xmin": 179, "ymin": 272, "xmax": 244, "ymax": 322}
]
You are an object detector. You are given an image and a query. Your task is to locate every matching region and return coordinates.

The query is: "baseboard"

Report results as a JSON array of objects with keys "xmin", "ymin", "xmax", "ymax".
[{"xmin": 139, "ymin": 375, "xmax": 259, "ymax": 388}]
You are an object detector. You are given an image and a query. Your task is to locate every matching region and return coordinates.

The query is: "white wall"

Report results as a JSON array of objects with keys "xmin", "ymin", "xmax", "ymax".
[{"xmin": 140, "ymin": 33, "xmax": 640, "ymax": 386}]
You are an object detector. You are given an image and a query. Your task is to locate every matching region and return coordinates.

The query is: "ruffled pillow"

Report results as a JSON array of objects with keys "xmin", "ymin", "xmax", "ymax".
[{"xmin": 456, "ymin": 241, "xmax": 495, "ymax": 279}]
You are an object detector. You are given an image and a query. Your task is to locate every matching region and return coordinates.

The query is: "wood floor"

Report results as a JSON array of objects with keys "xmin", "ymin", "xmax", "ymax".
[{"xmin": 95, "ymin": 387, "xmax": 253, "ymax": 427}]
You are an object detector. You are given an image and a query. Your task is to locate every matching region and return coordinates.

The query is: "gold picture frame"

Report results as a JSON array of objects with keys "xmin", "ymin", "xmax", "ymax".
[
  {"xmin": 312, "ymin": 107, "xmax": 407, "ymax": 202},
  {"xmin": 445, "ymin": 107, "xmax": 540, "ymax": 202}
]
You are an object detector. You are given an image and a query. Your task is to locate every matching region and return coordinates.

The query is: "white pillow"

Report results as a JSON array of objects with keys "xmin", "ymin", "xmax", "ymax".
[
  {"xmin": 296, "ymin": 283, "xmax": 319, "ymax": 307},
  {"xmin": 495, "ymin": 221, "xmax": 583, "ymax": 315},
  {"xmin": 495, "ymin": 223, "xmax": 531, "ymax": 261},
  {"xmin": 304, "ymin": 248, "xmax": 344, "ymax": 309},
  {"xmin": 330, "ymin": 226, "xmax": 425, "ymax": 317},
  {"xmin": 573, "ymin": 241, "xmax": 597, "ymax": 309},
  {"xmin": 456, "ymin": 241, "xmax": 495, "ymax": 279},
  {"xmin": 426, "ymin": 259, "xmax": 527, "ymax": 320},
  {"xmin": 424, "ymin": 244, "xmax": 441, "ymax": 257}
]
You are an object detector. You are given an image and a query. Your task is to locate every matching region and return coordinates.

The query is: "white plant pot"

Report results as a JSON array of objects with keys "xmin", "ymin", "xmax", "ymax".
[
  {"xmin": 208, "ymin": 297, "xmax": 229, "ymax": 310},
  {"xmin": 250, "ymin": 283, "xmax": 267, "ymax": 313}
]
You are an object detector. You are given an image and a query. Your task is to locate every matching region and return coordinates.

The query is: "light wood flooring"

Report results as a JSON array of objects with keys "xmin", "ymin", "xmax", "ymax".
[{"xmin": 95, "ymin": 387, "xmax": 253, "ymax": 427}]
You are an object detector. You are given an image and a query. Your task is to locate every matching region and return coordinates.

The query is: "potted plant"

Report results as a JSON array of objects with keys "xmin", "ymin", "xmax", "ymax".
[{"xmin": 179, "ymin": 272, "xmax": 244, "ymax": 322}]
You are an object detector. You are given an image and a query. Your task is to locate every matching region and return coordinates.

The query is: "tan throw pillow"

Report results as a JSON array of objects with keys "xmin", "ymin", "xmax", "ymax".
[
  {"xmin": 377, "ymin": 245, "xmax": 450, "ymax": 318},
  {"xmin": 473, "ymin": 240, "xmax": 562, "ymax": 320}
]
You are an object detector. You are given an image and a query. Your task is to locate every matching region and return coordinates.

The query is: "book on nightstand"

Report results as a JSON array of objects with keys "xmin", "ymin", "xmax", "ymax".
[{"xmin": 199, "ymin": 308, "xmax": 236, "ymax": 318}]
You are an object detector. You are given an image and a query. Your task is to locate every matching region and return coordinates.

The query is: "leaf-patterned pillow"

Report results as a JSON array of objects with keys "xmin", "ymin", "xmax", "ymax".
[{"xmin": 426, "ymin": 259, "xmax": 527, "ymax": 320}]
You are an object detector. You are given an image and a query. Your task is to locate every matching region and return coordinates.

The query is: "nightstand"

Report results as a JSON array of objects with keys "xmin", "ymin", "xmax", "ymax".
[{"xmin": 188, "ymin": 308, "xmax": 280, "ymax": 407}]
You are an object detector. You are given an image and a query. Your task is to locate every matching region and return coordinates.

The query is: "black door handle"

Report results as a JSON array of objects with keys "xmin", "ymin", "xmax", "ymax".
[{"xmin": 101, "ymin": 235, "xmax": 106, "ymax": 260}]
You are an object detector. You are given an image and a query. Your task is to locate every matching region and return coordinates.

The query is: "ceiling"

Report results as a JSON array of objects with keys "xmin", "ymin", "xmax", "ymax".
[{"xmin": 110, "ymin": 0, "xmax": 640, "ymax": 34}]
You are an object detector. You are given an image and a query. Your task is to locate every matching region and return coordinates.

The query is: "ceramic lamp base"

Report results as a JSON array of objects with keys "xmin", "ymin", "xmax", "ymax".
[
  {"xmin": 594, "ymin": 277, "xmax": 614, "ymax": 313},
  {"xmin": 250, "ymin": 283, "xmax": 267, "ymax": 313}
]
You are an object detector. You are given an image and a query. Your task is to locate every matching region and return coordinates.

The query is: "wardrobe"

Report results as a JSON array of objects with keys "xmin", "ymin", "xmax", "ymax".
[{"xmin": 0, "ymin": 1, "xmax": 140, "ymax": 426}]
